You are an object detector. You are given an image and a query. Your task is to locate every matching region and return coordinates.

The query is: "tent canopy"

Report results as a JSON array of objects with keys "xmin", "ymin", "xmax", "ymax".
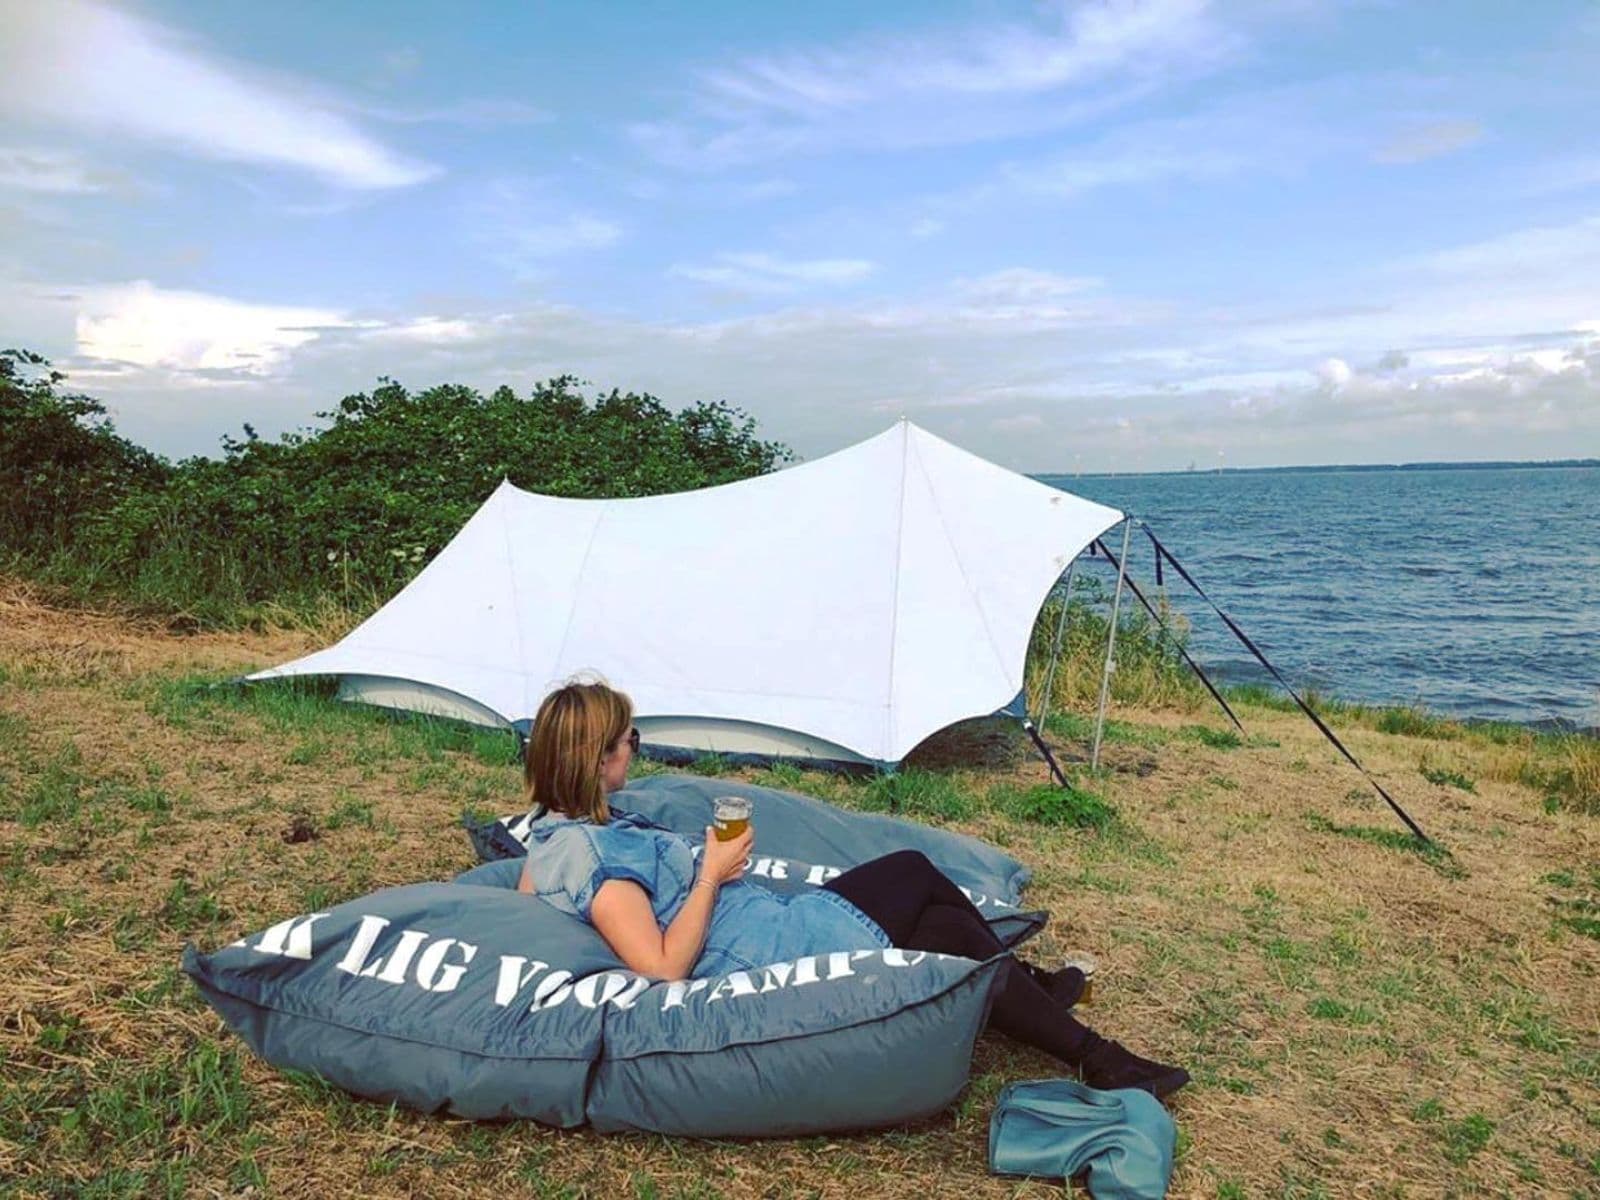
[{"xmin": 251, "ymin": 420, "xmax": 1122, "ymax": 765}]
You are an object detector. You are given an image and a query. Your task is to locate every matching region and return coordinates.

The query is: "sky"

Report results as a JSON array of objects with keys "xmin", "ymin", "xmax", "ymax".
[{"xmin": 2, "ymin": 0, "xmax": 1598, "ymax": 473}]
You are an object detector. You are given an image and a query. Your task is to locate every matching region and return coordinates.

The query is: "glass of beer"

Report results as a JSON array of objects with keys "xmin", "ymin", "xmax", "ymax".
[{"xmin": 712, "ymin": 795, "xmax": 752, "ymax": 841}]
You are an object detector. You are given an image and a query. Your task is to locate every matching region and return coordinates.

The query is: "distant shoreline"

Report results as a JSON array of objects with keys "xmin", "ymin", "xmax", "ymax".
[{"xmin": 1037, "ymin": 458, "xmax": 1599, "ymax": 481}]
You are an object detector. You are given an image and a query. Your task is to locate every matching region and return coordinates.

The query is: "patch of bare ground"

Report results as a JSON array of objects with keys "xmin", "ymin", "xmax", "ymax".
[{"xmin": 2, "ymin": 583, "xmax": 1596, "ymax": 1198}]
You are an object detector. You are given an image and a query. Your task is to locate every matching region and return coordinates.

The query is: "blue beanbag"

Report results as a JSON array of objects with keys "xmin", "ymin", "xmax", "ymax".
[
  {"xmin": 183, "ymin": 877, "xmax": 1007, "ymax": 1135},
  {"xmin": 469, "ymin": 773, "xmax": 1043, "ymax": 945}
]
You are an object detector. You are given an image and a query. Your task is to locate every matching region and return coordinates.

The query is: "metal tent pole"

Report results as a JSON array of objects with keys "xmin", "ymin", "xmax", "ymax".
[
  {"xmin": 1091, "ymin": 519, "xmax": 1132, "ymax": 771},
  {"xmin": 1035, "ymin": 559, "xmax": 1077, "ymax": 731}
]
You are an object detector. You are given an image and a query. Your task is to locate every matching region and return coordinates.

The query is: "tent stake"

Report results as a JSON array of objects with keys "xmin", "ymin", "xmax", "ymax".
[
  {"xmin": 1035, "ymin": 559, "xmax": 1077, "ymax": 732},
  {"xmin": 1091, "ymin": 519, "xmax": 1132, "ymax": 771}
]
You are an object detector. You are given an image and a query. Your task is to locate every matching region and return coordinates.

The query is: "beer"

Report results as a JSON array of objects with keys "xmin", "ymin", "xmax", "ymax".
[{"xmin": 713, "ymin": 795, "xmax": 752, "ymax": 842}]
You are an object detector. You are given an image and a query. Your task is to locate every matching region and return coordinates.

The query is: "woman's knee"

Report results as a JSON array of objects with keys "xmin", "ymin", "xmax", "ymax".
[{"xmin": 875, "ymin": 848, "xmax": 936, "ymax": 876}]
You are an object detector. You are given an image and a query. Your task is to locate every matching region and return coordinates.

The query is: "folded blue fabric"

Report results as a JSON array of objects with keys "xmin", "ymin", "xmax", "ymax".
[{"xmin": 988, "ymin": 1078, "xmax": 1175, "ymax": 1198}]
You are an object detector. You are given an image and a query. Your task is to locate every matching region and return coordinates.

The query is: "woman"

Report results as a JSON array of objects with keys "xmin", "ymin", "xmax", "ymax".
[{"xmin": 516, "ymin": 680, "xmax": 1188, "ymax": 1100}]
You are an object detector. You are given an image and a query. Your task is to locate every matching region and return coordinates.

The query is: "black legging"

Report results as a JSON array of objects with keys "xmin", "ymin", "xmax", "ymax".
[{"xmin": 824, "ymin": 849, "xmax": 1094, "ymax": 1064}]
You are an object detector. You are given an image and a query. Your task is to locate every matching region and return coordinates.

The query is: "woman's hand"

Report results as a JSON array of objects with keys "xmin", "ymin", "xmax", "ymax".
[{"xmin": 698, "ymin": 825, "xmax": 754, "ymax": 888}]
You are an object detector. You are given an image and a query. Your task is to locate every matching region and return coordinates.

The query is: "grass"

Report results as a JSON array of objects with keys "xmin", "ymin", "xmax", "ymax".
[
  {"xmin": 988, "ymin": 780, "xmax": 1116, "ymax": 829},
  {"xmin": 145, "ymin": 674, "xmax": 523, "ymax": 769},
  {"xmin": 1541, "ymin": 865, "xmax": 1600, "ymax": 942},
  {"xmin": 860, "ymin": 769, "xmax": 976, "ymax": 822},
  {"xmin": 1420, "ymin": 765, "xmax": 1475, "ymax": 791},
  {"xmin": 1304, "ymin": 813, "xmax": 1467, "ymax": 879},
  {"xmin": 1181, "ymin": 724, "xmax": 1245, "ymax": 750},
  {"xmin": 1025, "ymin": 587, "xmax": 1208, "ymax": 715},
  {"xmin": 3, "ymin": 582, "xmax": 1599, "ymax": 1198},
  {"xmin": 1222, "ymin": 684, "xmax": 1599, "ymax": 815},
  {"xmin": 1044, "ymin": 710, "xmax": 1171, "ymax": 748}
]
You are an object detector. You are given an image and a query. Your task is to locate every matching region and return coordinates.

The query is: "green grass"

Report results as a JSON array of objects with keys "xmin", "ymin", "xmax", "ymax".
[
  {"xmin": 1544, "ymin": 874, "xmax": 1600, "ymax": 940},
  {"xmin": 988, "ymin": 780, "xmax": 1116, "ymax": 829},
  {"xmin": 1305, "ymin": 813, "xmax": 1467, "ymax": 879},
  {"xmin": 1305, "ymin": 996, "xmax": 1378, "ymax": 1025},
  {"xmin": 159, "ymin": 877, "xmax": 231, "ymax": 934},
  {"xmin": 1044, "ymin": 710, "xmax": 1171, "ymax": 748},
  {"xmin": 861, "ymin": 769, "xmax": 975, "ymax": 822},
  {"xmin": 325, "ymin": 790, "xmax": 375, "ymax": 830},
  {"xmin": 146, "ymin": 675, "xmax": 522, "ymax": 765},
  {"xmin": 1420, "ymin": 765, "xmax": 1475, "ymax": 791},
  {"xmin": 1374, "ymin": 706, "xmax": 1460, "ymax": 739},
  {"xmin": 1223, "ymin": 682, "xmax": 1299, "ymax": 712},
  {"xmin": 1411, "ymin": 1102, "xmax": 1495, "ymax": 1165},
  {"xmin": 1181, "ymin": 724, "xmax": 1245, "ymax": 750},
  {"xmin": 1, "ymin": 1038, "xmax": 256, "ymax": 1197}
]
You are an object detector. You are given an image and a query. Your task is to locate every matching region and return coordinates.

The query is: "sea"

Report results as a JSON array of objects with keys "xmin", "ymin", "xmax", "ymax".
[{"xmin": 1036, "ymin": 465, "xmax": 1599, "ymax": 731}]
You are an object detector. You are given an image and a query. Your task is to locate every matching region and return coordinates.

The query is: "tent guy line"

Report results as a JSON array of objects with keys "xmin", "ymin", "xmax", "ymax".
[{"xmin": 1135, "ymin": 526, "xmax": 1431, "ymax": 843}]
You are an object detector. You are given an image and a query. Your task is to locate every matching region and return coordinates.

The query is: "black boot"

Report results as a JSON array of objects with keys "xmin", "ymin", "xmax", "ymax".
[{"xmin": 1077, "ymin": 1033, "xmax": 1190, "ymax": 1101}]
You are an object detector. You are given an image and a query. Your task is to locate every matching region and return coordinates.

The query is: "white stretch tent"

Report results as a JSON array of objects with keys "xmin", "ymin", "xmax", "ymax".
[{"xmin": 251, "ymin": 421, "xmax": 1123, "ymax": 765}]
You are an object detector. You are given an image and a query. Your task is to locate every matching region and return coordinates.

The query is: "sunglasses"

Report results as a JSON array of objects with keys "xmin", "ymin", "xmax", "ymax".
[{"xmin": 624, "ymin": 726, "xmax": 641, "ymax": 754}]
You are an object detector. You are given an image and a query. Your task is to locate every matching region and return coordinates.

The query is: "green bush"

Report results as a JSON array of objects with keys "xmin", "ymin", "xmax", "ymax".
[
  {"xmin": 0, "ymin": 349, "xmax": 169, "ymax": 559},
  {"xmin": 1, "ymin": 356, "xmax": 788, "ymax": 623}
]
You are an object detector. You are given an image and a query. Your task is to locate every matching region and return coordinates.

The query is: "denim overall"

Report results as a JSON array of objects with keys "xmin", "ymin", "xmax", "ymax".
[{"xmin": 522, "ymin": 810, "xmax": 890, "ymax": 978}]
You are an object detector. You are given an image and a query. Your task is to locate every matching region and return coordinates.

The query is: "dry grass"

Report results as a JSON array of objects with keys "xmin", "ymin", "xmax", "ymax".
[{"xmin": 2, "ymin": 585, "xmax": 1597, "ymax": 1199}]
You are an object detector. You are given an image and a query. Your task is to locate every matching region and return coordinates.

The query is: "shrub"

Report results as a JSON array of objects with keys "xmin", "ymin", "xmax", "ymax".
[
  {"xmin": 0, "ymin": 349, "xmax": 169, "ymax": 559},
  {"xmin": 1, "ymin": 356, "xmax": 789, "ymax": 624}
]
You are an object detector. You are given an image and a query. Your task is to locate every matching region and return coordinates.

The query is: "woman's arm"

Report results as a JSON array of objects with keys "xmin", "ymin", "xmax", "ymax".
[{"xmin": 590, "ymin": 826, "xmax": 753, "ymax": 980}]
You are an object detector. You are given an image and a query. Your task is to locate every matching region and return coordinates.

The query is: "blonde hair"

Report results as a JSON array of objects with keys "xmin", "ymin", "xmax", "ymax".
[{"xmin": 525, "ymin": 678, "xmax": 633, "ymax": 824}]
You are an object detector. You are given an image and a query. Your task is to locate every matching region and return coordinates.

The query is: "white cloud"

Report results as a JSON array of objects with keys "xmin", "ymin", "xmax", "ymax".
[
  {"xmin": 920, "ymin": 79, "xmax": 1380, "ymax": 219},
  {"xmin": 73, "ymin": 281, "xmax": 346, "ymax": 375},
  {"xmin": 1523, "ymin": 155, "xmax": 1600, "ymax": 196},
  {"xmin": 1408, "ymin": 215, "xmax": 1600, "ymax": 278},
  {"xmin": 1374, "ymin": 118, "xmax": 1483, "ymax": 165},
  {"xmin": 670, "ymin": 252, "xmax": 876, "ymax": 295},
  {"xmin": 361, "ymin": 316, "xmax": 495, "ymax": 345},
  {"xmin": 0, "ymin": 146, "xmax": 131, "ymax": 194},
  {"xmin": 992, "ymin": 412, "xmax": 1045, "ymax": 432},
  {"xmin": 506, "ymin": 215, "xmax": 624, "ymax": 259},
  {"xmin": 1315, "ymin": 357, "xmax": 1354, "ymax": 390},
  {"xmin": 700, "ymin": 0, "xmax": 1224, "ymax": 109},
  {"xmin": 360, "ymin": 98, "xmax": 550, "ymax": 126},
  {"xmin": 0, "ymin": 0, "xmax": 434, "ymax": 189},
  {"xmin": 731, "ymin": 178, "xmax": 798, "ymax": 202},
  {"xmin": 21, "ymin": 204, "xmax": 1600, "ymax": 470},
  {"xmin": 633, "ymin": 0, "xmax": 1237, "ymax": 166},
  {"xmin": 465, "ymin": 178, "xmax": 625, "ymax": 275},
  {"xmin": 955, "ymin": 269, "xmax": 1102, "ymax": 303}
]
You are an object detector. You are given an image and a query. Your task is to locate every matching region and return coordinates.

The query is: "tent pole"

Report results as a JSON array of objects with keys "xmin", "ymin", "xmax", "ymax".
[
  {"xmin": 1091, "ymin": 519, "xmax": 1132, "ymax": 771},
  {"xmin": 1035, "ymin": 559, "xmax": 1077, "ymax": 731},
  {"xmin": 1022, "ymin": 718, "xmax": 1071, "ymax": 788}
]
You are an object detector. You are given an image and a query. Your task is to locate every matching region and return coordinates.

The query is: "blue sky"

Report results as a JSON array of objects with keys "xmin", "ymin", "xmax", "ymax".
[{"xmin": 2, "ymin": 0, "xmax": 1597, "ymax": 471}]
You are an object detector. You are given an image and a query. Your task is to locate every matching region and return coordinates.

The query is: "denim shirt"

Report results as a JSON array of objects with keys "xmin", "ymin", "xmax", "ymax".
[{"xmin": 522, "ymin": 809, "xmax": 890, "ymax": 978}]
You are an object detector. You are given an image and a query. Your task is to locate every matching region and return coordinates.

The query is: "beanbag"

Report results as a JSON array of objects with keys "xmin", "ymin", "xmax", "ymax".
[
  {"xmin": 183, "ymin": 879, "xmax": 1007, "ymax": 1135},
  {"xmin": 469, "ymin": 773, "xmax": 1043, "ymax": 945}
]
